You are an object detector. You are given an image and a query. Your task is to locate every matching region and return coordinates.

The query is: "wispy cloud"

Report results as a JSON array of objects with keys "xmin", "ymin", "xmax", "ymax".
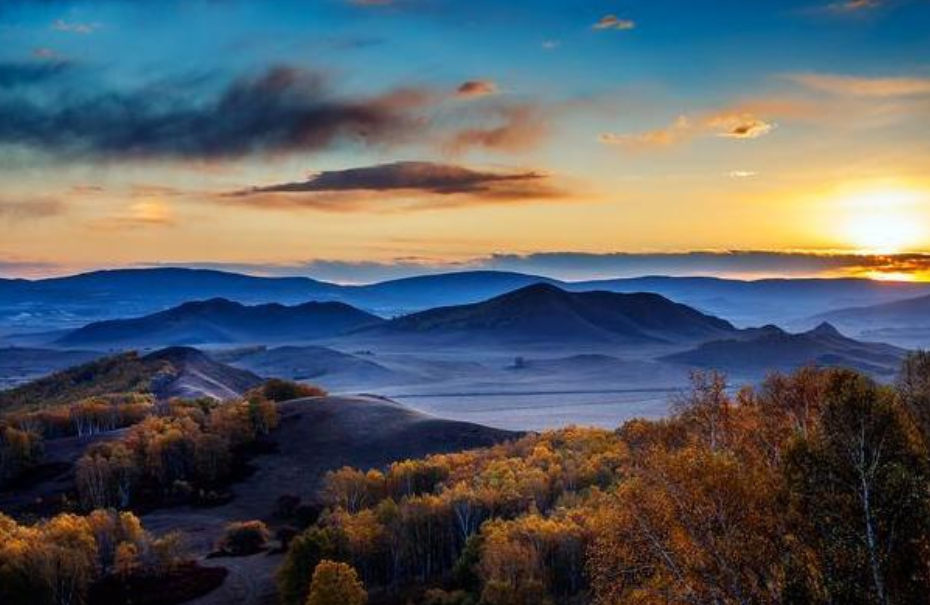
[
  {"xmin": 600, "ymin": 110, "xmax": 775, "ymax": 150},
  {"xmin": 826, "ymin": 0, "xmax": 883, "ymax": 13},
  {"xmin": 592, "ymin": 14, "xmax": 636, "ymax": 31},
  {"xmin": 226, "ymin": 161, "xmax": 565, "ymax": 212},
  {"xmin": 0, "ymin": 197, "xmax": 65, "ymax": 220},
  {"xmin": 789, "ymin": 72, "xmax": 930, "ymax": 97},
  {"xmin": 90, "ymin": 200, "xmax": 175, "ymax": 230},
  {"xmin": 51, "ymin": 19, "xmax": 100, "ymax": 34},
  {"xmin": 445, "ymin": 104, "xmax": 548, "ymax": 153}
]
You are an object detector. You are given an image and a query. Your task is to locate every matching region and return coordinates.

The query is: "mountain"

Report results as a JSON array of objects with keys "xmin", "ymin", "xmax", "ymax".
[
  {"xmin": 0, "ymin": 347, "xmax": 262, "ymax": 413},
  {"xmin": 5, "ymin": 268, "xmax": 930, "ymax": 335},
  {"xmin": 57, "ymin": 298, "xmax": 384, "ymax": 348},
  {"xmin": 813, "ymin": 293, "xmax": 930, "ymax": 348},
  {"xmin": 358, "ymin": 283, "xmax": 737, "ymax": 346},
  {"xmin": 663, "ymin": 322, "xmax": 906, "ymax": 378},
  {"xmin": 347, "ymin": 271, "xmax": 560, "ymax": 317},
  {"xmin": 570, "ymin": 276, "xmax": 930, "ymax": 327}
]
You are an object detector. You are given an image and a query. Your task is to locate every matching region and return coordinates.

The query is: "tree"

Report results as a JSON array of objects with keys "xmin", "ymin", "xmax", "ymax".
[
  {"xmin": 277, "ymin": 527, "xmax": 345, "ymax": 605},
  {"xmin": 786, "ymin": 370, "xmax": 930, "ymax": 605},
  {"xmin": 898, "ymin": 350, "xmax": 930, "ymax": 446},
  {"xmin": 305, "ymin": 560, "xmax": 367, "ymax": 605}
]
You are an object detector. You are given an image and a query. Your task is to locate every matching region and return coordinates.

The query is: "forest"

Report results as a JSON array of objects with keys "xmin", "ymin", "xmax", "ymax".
[
  {"xmin": 3, "ymin": 357, "xmax": 930, "ymax": 605},
  {"xmin": 278, "ymin": 354, "xmax": 930, "ymax": 605}
]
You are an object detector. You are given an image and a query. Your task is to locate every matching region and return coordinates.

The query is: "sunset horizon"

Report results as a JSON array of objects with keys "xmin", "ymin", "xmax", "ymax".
[{"xmin": 2, "ymin": 0, "xmax": 929, "ymax": 282}]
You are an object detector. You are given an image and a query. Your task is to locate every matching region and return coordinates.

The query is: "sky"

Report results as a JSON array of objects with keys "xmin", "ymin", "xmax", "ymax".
[{"xmin": 1, "ymin": 0, "xmax": 929, "ymax": 283}]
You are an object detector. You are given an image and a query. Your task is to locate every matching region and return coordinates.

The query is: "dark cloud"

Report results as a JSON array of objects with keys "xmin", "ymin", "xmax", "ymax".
[
  {"xmin": 226, "ymin": 160, "xmax": 563, "ymax": 211},
  {"xmin": 243, "ymin": 161, "xmax": 543, "ymax": 194},
  {"xmin": 0, "ymin": 66, "xmax": 434, "ymax": 160},
  {"xmin": 147, "ymin": 251, "xmax": 930, "ymax": 284}
]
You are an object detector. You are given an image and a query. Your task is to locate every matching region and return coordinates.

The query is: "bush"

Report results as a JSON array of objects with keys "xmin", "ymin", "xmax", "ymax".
[
  {"xmin": 217, "ymin": 520, "xmax": 270, "ymax": 556},
  {"xmin": 251, "ymin": 379, "xmax": 327, "ymax": 403}
]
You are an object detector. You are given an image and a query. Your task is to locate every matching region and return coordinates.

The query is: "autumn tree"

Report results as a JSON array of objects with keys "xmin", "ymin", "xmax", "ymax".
[
  {"xmin": 786, "ymin": 370, "xmax": 930, "ymax": 605},
  {"xmin": 305, "ymin": 560, "xmax": 367, "ymax": 605}
]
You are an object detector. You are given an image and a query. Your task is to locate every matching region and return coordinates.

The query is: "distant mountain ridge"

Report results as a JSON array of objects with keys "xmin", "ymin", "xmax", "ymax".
[
  {"xmin": 358, "ymin": 283, "xmax": 737, "ymax": 346},
  {"xmin": 5, "ymin": 268, "xmax": 930, "ymax": 336},
  {"xmin": 817, "ymin": 293, "xmax": 930, "ymax": 327},
  {"xmin": 57, "ymin": 297, "xmax": 384, "ymax": 348},
  {"xmin": 663, "ymin": 322, "xmax": 906, "ymax": 377}
]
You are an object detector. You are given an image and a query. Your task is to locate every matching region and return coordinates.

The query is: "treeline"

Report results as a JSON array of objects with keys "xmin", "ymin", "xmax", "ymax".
[
  {"xmin": 0, "ymin": 508, "xmax": 187, "ymax": 605},
  {"xmin": 76, "ymin": 395, "xmax": 279, "ymax": 510},
  {"xmin": 0, "ymin": 378, "xmax": 321, "ymax": 492},
  {"xmin": 278, "ymin": 353, "xmax": 930, "ymax": 605}
]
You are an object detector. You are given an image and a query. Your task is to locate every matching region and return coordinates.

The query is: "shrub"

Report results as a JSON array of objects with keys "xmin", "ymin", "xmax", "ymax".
[
  {"xmin": 305, "ymin": 560, "xmax": 367, "ymax": 605},
  {"xmin": 251, "ymin": 379, "xmax": 327, "ymax": 403},
  {"xmin": 217, "ymin": 520, "xmax": 270, "ymax": 556}
]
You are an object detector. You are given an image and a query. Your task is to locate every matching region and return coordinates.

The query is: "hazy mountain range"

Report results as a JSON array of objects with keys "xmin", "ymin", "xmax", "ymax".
[{"xmin": 4, "ymin": 268, "xmax": 930, "ymax": 337}]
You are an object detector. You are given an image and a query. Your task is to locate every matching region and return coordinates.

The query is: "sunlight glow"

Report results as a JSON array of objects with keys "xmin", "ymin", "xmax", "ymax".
[{"xmin": 841, "ymin": 187, "xmax": 927, "ymax": 254}]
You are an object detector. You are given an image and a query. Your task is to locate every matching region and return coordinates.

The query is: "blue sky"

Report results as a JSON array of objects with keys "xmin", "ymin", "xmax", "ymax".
[{"xmin": 1, "ymin": 0, "xmax": 929, "ymax": 281}]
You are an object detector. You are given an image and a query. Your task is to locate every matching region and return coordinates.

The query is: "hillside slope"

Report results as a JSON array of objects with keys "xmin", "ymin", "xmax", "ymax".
[
  {"xmin": 58, "ymin": 298, "xmax": 383, "ymax": 348},
  {"xmin": 0, "ymin": 347, "xmax": 261, "ymax": 412},
  {"xmin": 360, "ymin": 283, "xmax": 736, "ymax": 346}
]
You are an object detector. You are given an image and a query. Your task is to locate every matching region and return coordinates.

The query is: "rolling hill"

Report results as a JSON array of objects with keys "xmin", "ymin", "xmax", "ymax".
[
  {"xmin": 0, "ymin": 347, "xmax": 262, "ymax": 413},
  {"xmin": 357, "ymin": 283, "xmax": 737, "ymax": 346},
  {"xmin": 213, "ymin": 345, "xmax": 410, "ymax": 390},
  {"xmin": 663, "ymin": 322, "xmax": 906, "ymax": 377},
  {"xmin": 57, "ymin": 298, "xmax": 384, "ymax": 348}
]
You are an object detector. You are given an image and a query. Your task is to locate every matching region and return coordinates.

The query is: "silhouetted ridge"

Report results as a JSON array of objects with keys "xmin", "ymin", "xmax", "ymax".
[
  {"xmin": 361, "ymin": 284, "xmax": 736, "ymax": 345},
  {"xmin": 58, "ymin": 298, "xmax": 384, "ymax": 348}
]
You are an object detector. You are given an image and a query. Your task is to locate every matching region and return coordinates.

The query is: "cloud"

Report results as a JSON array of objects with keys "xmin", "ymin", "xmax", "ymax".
[
  {"xmin": 445, "ymin": 104, "xmax": 548, "ymax": 153},
  {"xmin": 600, "ymin": 110, "xmax": 775, "ymax": 150},
  {"xmin": 0, "ymin": 197, "xmax": 65, "ymax": 220},
  {"xmin": 456, "ymin": 80, "xmax": 498, "ymax": 99},
  {"xmin": 0, "ymin": 66, "xmax": 438, "ymax": 160},
  {"xmin": 151, "ymin": 251, "xmax": 930, "ymax": 284},
  {"xmin": 226, "ymin": 161, "xmax": 564, "ymax": 212},
  {"xmin": 592, "ymin": 15, "xmax": 636, "ymax": 31},
  {"xmin": 789, "ymin": 72, "xmax": 930, "ymax": 97},
  {"xmin": 0, "ymin": 258, "xmax": 61, "ymax": 278},
  {"xmin": 0, "ymin": 64, "xmax": 552, "ymax": 160},
  {"xmin": 51, "ymin": 19, "xmax": 100, "ymax": 34},
  {"xmin": 826, "ymin": 0, "xmax": 883, "ymax": 13},
  {"xmin": 90, "ymin": 200, "xmax": 175, "ymax": 230},
  {"xmin": 599, "ymin": 115, "xmax": 691, "ymax": 150},
  {"xmin": 709, "ymin": 114, "xmax": 776, "ymax": 139},
  {"xmin": 728, "ymin": 170, "xmax": 758, "ymax": 179}
]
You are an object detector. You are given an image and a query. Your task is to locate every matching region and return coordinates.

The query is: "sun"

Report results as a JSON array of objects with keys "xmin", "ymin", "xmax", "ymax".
[{"xmin": 841, "ymin": 187, "xmax": 926, "ymax": 254}]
